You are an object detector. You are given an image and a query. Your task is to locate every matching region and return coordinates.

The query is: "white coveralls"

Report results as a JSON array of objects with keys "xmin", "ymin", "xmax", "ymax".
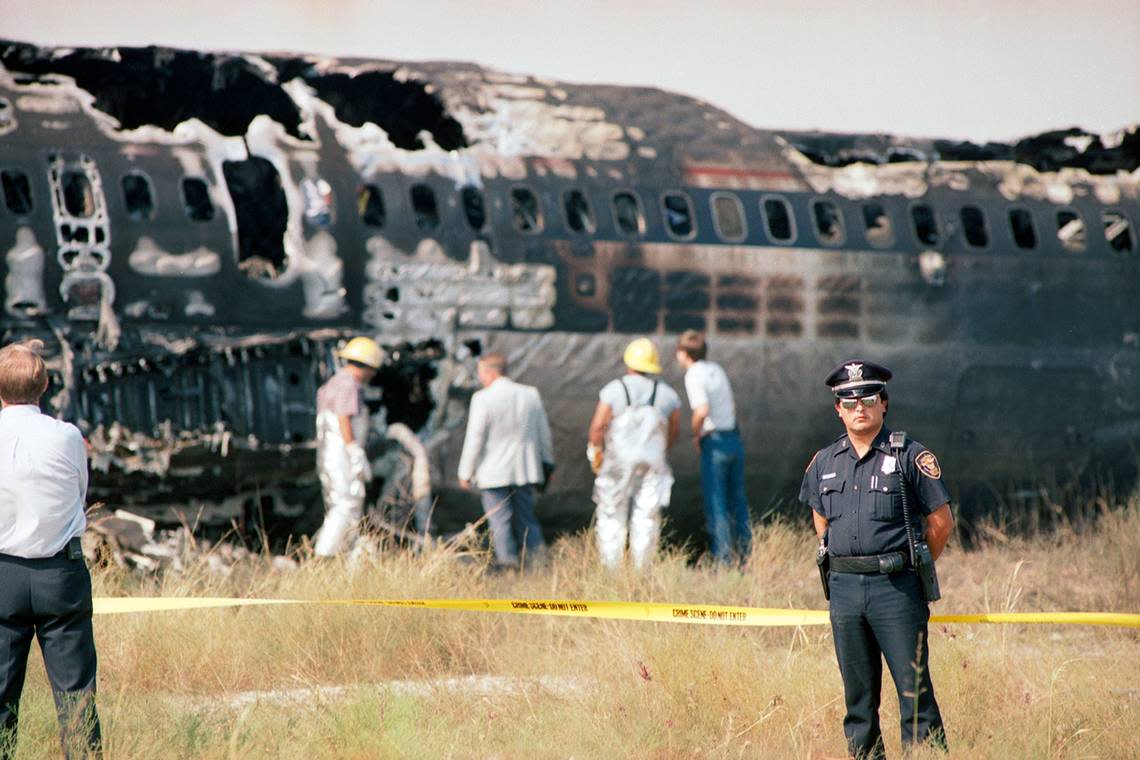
[
  {"xmin": 313, "ymin": 376, "xmax": 371, "ymax": 556},
  {"xmin": 593, "ymin": 379, "xmax": 674, "ymax": 568}
]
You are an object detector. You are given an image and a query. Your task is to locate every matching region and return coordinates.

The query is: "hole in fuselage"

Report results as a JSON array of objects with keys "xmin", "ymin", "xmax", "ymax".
[{"xmin": 223, "ymin": 157, "xmax": 288, "ymax": 279}]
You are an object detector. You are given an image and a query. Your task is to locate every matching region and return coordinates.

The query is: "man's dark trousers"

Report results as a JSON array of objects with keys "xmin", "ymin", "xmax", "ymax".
[
  {"xmin": 0, "ymin": 551, "xmax": 101, "ymax": 759},
  {"xmin": 829, "ymin": 570, "xmax": 945, "ymax": 759}
]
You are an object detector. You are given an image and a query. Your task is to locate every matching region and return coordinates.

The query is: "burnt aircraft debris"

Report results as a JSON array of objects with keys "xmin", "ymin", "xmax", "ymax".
[
  {"xmin": 85, "ymin": 506, "xmax": 305, "ymax": 574},
  {"xmin": 0, "ymin": 43, "xmax": 468, "ymax": 151},
  {"xmin": 2, "ymin": 39, "xmax": 1139, "ymax": 548},
  {"xmin": 789, "ymin": 127, "xmax": 1140, "ymax": 175},
  {"xmin": 0, "ymin": 44, "xmax": 306, "ymax": 139}
]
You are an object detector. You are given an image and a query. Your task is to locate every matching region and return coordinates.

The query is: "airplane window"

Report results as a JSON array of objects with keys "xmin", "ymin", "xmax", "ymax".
[
  {"xmin": 510, "ymin": 187, "xmax": 543, "ymax": 233},
  {"xmin": 181, "ymin": 177, "xmax": 214, "ymax": 221},
  {"xmin": 301, "ymin": 177, "xmax": 334, "ymax": 227},
  {"xmin": 762, "ymin": 196, "xmax": 794, "ymax": 242},
  {"xmin": 61, "ymin": 171, "xmax": 96, "ymax": 218},
  {"xmin": 410, "ymin": 184, "xmax": 440, "ymax": 232},
  {"xmin": 1056, "ymin": 209, "xmax": 1086, "ymax": 252},
  {"xmin": 358, "ymin": 185, "xmax": 386, "ymax": 227},
  {"xmin": 121, "ymin": 172, "xmax": 155, "ymax": 221},
  {"xmin": 862, "ymin": 203, "xmax": 894, "ymax": 247},
  {"xmin": 461, "ymin": 186, "xmax": 486, "ymax": 230},
  {"xmin": 663, "ymin": 192, "xmax": 695, "ymax": 238},
  {"xmin": 1, "ymin": 170, "xmax": 33, "ymax": 215},
  {"xmin": 911, "ymin": 204, "xmax": 939, "ymax": 245},
  {"xmin": 1103, "ymin": 211, "xmax": 1133, "ymax": 253},
  {"xmin": 960, "ymin": 206, "xmax": 988, "ymax": 248},
  {"xmin": 811, "ymin": 199, "xmax": 843, "ymax": 245},
  {"xmin": 712, "ymin": 193, "xmax": 746, "ymax": 242},
  {"xmin": 1008, "ymin": 208, "xmax": 1037, "ymax": 249},
  {"xmin": 612, "ymin": 191, "xmax": 644, "ymax": 235},
  {"xmin": 563, "ymin": 189, "xmax": 595, "ymax": 234}
]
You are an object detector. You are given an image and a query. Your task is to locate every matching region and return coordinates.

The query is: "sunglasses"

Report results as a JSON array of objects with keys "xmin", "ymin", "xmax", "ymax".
[{"xmin": 838, "ymin": 394, "xmax": 880, "ymax": 410}]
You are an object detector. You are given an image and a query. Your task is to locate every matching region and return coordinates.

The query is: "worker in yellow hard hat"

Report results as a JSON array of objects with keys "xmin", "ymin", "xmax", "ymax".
[
  {"xmin": 337, "ymin": 336, "xmax": 384, "ymax": 371},
  {"xmin": 312, "ymin": 336, "xmax": 383, "ymax": 556},
  {"xmin": 586, "ymin": 338, "xmax": 681, "ymax": 568}
]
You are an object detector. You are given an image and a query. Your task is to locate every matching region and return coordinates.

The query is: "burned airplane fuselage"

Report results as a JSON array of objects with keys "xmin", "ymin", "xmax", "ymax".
[{"xmin": 1, "ymin": 40, "xmax": 1138, "ymax": 539}]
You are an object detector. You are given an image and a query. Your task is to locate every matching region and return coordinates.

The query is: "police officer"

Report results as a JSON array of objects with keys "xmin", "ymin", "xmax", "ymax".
[{"xmin": 800, "ymin": 360, "xmax": 953, "ymax": 759}]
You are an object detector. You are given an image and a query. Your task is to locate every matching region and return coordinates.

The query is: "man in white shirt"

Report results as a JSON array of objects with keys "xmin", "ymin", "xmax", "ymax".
[
  {"xmin": 587, "ymin": 338, "xmax": 681, "ymax": 568},
  {"xmin": 675, "ymin": 330, "xmax": 752, "ymax": 565},
  {"xmin": 458, "ymin": 353, "xmax": 554, "ymax": 569},
  {"xmin": 0, "ymin": 340, "xmax": 101, "ymax": 758}
]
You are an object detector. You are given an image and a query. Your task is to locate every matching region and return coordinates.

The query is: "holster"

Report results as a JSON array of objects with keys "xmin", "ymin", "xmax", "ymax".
[{"xmin": 816, "ymin": 542, "xmax": 830, "ymax": 600}]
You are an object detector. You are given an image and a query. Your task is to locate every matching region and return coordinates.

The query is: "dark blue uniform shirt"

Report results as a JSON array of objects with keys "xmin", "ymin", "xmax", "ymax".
[{"xmin": 799, "ymin": 426, "xmax": 950, "ymax": 557}]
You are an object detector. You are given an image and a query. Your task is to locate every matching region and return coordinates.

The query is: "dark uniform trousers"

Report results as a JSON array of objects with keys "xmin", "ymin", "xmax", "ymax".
[
  {"xmin": 0, "ymin": 551, "xmax": 101, "ymax": 759},
  {"xmin": 829, "ymin": 570, "xmax": 945, "ymax": 760}
]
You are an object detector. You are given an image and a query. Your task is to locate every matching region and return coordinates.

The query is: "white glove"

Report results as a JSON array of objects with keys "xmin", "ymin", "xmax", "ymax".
[{"xmin": 347, "ymin": 443, "xmax": 372, "ymax": 482}]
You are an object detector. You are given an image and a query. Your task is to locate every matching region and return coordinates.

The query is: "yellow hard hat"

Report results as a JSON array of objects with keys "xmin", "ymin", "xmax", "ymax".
[
  {"xmin": 623, "ymin": 338, "xmax": 661, "ymax": 374},
  {"xmin": 337, "ymin": 336, "xmax": 383, "ymax": 369}
]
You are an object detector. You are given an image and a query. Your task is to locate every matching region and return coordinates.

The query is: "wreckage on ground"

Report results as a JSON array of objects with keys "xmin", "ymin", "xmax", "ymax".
[{"xmin": 1, "ymin": 40, "xmax": 1138, "ymax": 544}]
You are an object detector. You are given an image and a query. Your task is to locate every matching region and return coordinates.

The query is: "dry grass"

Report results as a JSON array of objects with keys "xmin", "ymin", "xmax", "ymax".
[{"xmin": 10, "ymin": 496, "xmax": 1140, "ymax": 759}]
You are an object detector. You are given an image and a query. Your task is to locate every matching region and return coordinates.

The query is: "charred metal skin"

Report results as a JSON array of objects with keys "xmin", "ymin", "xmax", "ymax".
[{"xmin": 1, "ymin": 40, "xmax": 1138, "ymax": 544}]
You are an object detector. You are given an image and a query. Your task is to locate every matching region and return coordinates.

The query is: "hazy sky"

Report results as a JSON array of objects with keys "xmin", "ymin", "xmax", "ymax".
[{"xmin": 3, "ymin": 0, "xmax": 1138, "ymax": 142}]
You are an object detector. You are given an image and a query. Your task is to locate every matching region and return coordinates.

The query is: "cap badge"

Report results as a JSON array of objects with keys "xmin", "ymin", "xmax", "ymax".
[{"xmin": 844, "ymin": 363, "xmax": 864, "ymax": 382}]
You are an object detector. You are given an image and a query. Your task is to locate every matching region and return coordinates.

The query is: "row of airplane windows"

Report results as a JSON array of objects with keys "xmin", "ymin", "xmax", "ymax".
[{"xmin": 1, "ymin": 166, "xmax": 1135, "ymax": 255}]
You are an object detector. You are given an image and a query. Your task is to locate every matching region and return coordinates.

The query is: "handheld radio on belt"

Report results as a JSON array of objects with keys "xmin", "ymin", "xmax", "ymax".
[
  {"xmin": 816, "ymin": 532, "xmax": 830, "ymax": 600},
  {"xmin": 889, "ymin": 431, "xmax": 941, "ymax": 602}
]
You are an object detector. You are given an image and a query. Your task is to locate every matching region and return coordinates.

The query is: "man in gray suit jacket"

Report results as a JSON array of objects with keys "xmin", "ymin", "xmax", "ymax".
[{"xmin": 458, "ymin": 353, "xmax": 554, "ymax": 569}]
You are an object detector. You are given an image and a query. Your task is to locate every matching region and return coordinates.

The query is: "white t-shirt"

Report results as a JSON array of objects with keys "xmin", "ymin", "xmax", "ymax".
[
  {"xmin": 683, "ymin": 360, "xmax": 736, "ymax": 434},
  {"xmin": 0, "ymin": 405, "xmax": 88, "ymax": 558},
  {"xmin": 599, "ymin": 374, "xmax": 681, "ymax": 420}
]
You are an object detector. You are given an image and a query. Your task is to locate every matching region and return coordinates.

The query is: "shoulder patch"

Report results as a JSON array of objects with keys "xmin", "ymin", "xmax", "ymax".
[
  {"xmin": 915, "ymin": 450, "xmax": 942, "ymax": 479},
  {"xmin": 804, "ymin": 451, "xmax": 819, "ymax": 472}
]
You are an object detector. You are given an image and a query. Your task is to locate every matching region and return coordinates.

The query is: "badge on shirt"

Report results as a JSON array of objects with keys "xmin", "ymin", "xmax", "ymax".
[
  {"xmin": 880, "ymin": 456, "xmax": 897, "ymax": 475},
  {"xmin": 915, "ymin": 450, "xmax": 942, "ymax": 479}
]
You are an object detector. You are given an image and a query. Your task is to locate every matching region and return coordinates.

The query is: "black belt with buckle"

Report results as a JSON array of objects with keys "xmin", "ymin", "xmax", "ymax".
[{"xmin": 830, "ymin": 551, "xmax": 908, "ymax": 574}]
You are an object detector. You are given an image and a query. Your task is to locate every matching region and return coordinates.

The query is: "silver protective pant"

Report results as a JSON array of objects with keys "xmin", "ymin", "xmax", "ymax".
[
  {"xmin": 592, "ymin": 459, "xmax": 674, "ymax": 569},
  {"xmin": 314, "ymin": 412, "xmax": 368, "ymax": 556}
]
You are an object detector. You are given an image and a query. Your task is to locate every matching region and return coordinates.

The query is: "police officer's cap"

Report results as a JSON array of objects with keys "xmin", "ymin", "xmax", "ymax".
[{"xmin": 825, "ymin": 359, "xmax": 892, "ymax": 398}]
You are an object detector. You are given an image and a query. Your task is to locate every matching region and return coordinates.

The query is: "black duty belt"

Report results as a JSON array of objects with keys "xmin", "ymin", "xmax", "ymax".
[{"xmin": 829, "ymin": 551, "xmax": 909, "ymax": 575}]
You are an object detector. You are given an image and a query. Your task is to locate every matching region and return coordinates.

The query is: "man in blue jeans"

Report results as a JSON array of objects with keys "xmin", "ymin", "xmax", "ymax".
[
  {"xmin": 675, "ymin": 330, "xmax": 752, "ymax": 564},
  {"xmin": 457, "ymin": 353, "xmax": 554, "ymax": 570}
]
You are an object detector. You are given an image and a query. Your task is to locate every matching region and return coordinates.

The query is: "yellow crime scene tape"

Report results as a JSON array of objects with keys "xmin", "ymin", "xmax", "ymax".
[{"xmin": 91, "ymin": 597, "xmax": 1140, "ymax": 628}]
